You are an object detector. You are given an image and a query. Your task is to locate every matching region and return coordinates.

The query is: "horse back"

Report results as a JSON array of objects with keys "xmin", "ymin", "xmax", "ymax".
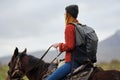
[{"xmin": 90, "ymin": 67, "xmax": 120, "ymax": 80}]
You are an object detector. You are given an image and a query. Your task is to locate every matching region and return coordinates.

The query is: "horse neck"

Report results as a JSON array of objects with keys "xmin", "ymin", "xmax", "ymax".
[
  {"xmin": 21, "ymin": 55, "xmax": 50, "ymax": 80},
  {"xmin": 26, "ymin": 61, "xmax": 50, "ymax": 80}
]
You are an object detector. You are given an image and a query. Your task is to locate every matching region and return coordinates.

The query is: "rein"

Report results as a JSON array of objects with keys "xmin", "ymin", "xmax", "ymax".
[
  {"xmin": 33, "ymin": 45, "xmax": 53, "ymax": 67},
  {"xmin": 34, "ymin": 45, "xmax": 63, "ymax": 68}
]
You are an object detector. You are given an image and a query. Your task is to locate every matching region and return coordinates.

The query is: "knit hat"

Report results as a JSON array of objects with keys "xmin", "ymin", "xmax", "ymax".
[{"xmin": 65, "ymin": 5, "xmax": 78, "ymax": 18}]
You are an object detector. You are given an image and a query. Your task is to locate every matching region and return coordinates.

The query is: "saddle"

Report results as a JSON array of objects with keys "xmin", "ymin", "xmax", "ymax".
[{"xmin": 64, "ymin": 63, "xmax": 94, "ymax": 80}]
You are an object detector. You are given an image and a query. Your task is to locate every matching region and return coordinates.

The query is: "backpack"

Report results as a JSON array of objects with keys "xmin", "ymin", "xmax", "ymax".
[{"xmin": 71, "ymin": 23, "xmax": 98, "ymax": 63}]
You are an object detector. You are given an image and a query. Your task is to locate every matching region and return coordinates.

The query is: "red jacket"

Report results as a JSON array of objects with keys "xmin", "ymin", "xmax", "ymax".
[{"xmin": 59, "ymin": 24, "xmax": 76, "ymax": 62}]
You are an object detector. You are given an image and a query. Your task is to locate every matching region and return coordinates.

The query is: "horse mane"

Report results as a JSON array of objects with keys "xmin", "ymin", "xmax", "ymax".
[
  {"xmin": 27, "ymin": 55, "xmax": 50, "ymax": 69},
  {"xmin": 22, "ymin": 54, "xmax": 50, "ymax": 80},
  {"xmin": 28, "ymin": 55, "xmax": 39, "ymax": 66}
]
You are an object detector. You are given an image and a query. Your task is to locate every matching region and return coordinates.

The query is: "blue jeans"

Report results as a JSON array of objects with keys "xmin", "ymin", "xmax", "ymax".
[{"xmin": 47, "ymin": 62, "xmax": 79, "ymax": 80}]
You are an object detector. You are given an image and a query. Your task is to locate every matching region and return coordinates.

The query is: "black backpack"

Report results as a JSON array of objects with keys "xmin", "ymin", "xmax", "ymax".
[{"xmin": 71, "ymin": 23, "xmax": 98, "ymax": 64}]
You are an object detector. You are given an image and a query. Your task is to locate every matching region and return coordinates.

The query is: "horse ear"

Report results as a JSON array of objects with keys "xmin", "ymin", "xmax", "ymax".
[
  {"xmin": 14, "ymin": 47, "xmax": 19, "ymax": 56},
  {"xmin": 23, "ymin": 48, "xmax": 27, "ymax": 53}
]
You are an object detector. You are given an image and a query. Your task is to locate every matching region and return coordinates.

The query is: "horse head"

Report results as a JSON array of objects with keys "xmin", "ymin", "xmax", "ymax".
[{"xmin": 8, "ymin": 47, "xmax": 27, "ymax": 80}]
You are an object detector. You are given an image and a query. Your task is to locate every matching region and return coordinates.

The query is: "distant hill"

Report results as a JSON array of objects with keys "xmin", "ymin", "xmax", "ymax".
[
  {"xmin": 0, "ymin": 50, "xmax": 65, "ymax": 65},
  {"xmin": 97, "ymin": 30, "xmax": 120, "ymax": 62},
  {"xmin": 0, "ymin": 56, "xmax": 11, "ymax": 65},
  {"xmin": 0, "ymin": 30, "xmax": 120, "ymax": 64}
]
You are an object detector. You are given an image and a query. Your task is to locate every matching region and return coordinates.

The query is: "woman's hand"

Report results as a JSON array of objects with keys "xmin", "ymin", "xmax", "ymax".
[{"xmin": 52, "ymin": 43, "xmax": 59, "ymax": 48}]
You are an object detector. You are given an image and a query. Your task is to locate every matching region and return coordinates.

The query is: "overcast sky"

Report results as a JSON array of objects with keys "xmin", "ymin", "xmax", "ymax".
[{"xmin": 0, "ymin": 0, "xmax": 120, "ymax": 57}]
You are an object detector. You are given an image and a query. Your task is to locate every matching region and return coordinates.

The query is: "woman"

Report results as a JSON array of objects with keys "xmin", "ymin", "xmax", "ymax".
[{"xmin": 47, "ymin": 4, "xmax": 80, "ymax": 80}]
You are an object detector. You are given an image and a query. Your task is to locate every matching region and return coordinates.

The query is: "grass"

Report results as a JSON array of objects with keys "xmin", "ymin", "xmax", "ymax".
[
  {"xmin": 0, "ymin": 60, "xmax": 120, "ymax": 80},
  {"xmin": 98, "ymin": 59, "xmax": 120, "ymax": 70},
  {"xmin": 0, "ymin": 64, "xmax": 8, "ymax": 80}
]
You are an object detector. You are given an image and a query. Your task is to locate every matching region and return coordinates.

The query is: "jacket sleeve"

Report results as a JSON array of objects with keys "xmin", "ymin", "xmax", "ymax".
[{"xmin": 59, "ymin": 24, "xmax": 76, "ymax": 52}]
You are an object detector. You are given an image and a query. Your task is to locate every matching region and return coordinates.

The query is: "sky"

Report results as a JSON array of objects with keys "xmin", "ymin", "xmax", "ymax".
[{"xmin": 0, "ymin": 0, "xmax": 120, "ymax": 57}]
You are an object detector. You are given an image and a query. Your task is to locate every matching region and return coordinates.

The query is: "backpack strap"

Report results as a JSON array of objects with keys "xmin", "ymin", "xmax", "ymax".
[{"xmin": 70, "ymin": 22, "xmax": 86, "ymax": 45}]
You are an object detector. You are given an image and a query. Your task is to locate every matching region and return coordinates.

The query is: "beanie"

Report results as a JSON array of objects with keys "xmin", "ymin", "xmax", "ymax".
[{"xmin": 65, "ymin": 5, "xmax": 78, "ymax": 18}]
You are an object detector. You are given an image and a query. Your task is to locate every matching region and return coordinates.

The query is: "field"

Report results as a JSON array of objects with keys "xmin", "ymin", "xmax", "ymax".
[
  {"xmin": 0, "ymin": 60, "xmax": 120, "ymax": 80},
  {"xmin": 0, "ymin": 64, "xmax": 8, "ymax": 80}
]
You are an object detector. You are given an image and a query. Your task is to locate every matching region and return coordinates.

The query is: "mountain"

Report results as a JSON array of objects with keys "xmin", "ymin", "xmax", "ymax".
[
  {"xmin": 0, "ymin": 30, "xmax": 120, "ymax": 64},
  {"xmin": 0, "ymin": 56, "xmax": 11, "ymax": 65},
  {"xmin": 97, "ymin": 30, "xmax": 120, "ymax": 62}
]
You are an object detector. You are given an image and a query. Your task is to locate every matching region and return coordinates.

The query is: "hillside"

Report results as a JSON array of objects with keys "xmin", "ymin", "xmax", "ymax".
[
  {"xmin": 97, "ymin": 30, "xmax": 120, "ymax": 62},
  {"xmin": 0, "ymin": 50, "xmax": 65, "ymax": 65}
]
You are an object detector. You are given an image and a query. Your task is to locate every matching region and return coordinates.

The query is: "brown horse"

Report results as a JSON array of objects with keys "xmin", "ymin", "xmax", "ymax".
[
  {"xmin": 7, "ymin": 48, "xmax": 120, "ymax": 80},
  {"xmin": 8, "ymin": 47, "xmax": 51, "ymax": 80}
]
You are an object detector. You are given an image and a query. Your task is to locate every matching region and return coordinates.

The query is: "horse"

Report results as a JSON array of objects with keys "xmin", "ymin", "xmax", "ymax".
[
  {"xmin": 7, "ymin": 47, "xmax": 51, "ymax": 80},
  {"xmin": 7, "ymin": 48, "xmax": 120, "ymax": 80}
]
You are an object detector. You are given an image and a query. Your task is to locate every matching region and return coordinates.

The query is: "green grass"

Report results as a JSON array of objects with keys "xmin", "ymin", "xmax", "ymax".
[
  {"xmin": 98, "ymin": 60, "xmax": 120, "ymax": 70},
  {"xmin": 0, "ymin": 64, "xmax": 8, "ymax": 80},
  {"xmin": 0, "ymin": 60, "xmax": 120, "ymax": 80}
]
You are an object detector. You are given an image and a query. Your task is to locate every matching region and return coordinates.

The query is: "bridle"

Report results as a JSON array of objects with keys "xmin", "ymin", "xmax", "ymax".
[{"xmin": 8, "ymin": 54, "xmax": 24, "ymax": 80}]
